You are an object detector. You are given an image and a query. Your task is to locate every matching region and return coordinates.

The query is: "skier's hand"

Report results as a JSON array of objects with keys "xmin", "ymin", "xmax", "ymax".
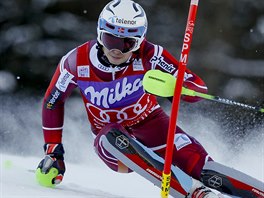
[
  {"xmin": 181, "ymin": 80, "xmax": 207, "ymax": 103},
  {"xmin": 36, "ymin": 143, "xmax": 65, "ymax": 187}
]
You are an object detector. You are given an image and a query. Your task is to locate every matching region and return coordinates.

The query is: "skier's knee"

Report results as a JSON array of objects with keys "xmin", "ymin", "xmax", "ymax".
[
  {"xmin": 155, "ymin": 133, "xmax": 213, "ymax": 180},
  {"xmin": 173, "ymin": 133, "xmax": 213, "ymax": 180},
  {"xmin": 93, "ymin": 123, "xmax": 133, "ymax": 173}
]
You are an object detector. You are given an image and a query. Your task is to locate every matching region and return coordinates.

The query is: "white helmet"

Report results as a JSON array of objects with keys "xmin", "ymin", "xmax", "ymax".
[{"xmin": 97, "ymin": 0, "xmax": 147, "ymax": 53}]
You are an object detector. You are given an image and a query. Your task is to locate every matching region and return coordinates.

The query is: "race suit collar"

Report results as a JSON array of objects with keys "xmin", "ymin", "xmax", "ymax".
[{"xmin": 89, "ymin": 43, "xmax": 125, "ymax": 73}]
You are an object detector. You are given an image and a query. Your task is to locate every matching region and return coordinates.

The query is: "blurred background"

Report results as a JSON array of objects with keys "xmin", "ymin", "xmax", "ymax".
[{"xmin": 0, "ymin": 0, "xmax": 263, "ymax": 156}]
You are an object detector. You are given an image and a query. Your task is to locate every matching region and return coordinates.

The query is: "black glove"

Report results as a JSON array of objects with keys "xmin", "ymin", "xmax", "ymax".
[{"xmin": 36, "ymin": 143, "xmax": 65, "ymax": 187}]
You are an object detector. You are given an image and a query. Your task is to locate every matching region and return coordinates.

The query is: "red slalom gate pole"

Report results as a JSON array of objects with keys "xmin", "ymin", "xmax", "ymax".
[{"xmin": 161, "ymin": 0, "xmax": 200, "ymax": 197}]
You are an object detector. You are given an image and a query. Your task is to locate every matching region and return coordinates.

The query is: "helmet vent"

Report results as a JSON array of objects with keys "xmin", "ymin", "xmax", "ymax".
[
  {"xmin": 132, "ymin": 2, "xmax": 139, "ymax": 12},
  {"xmin": 105, "ymin": 5, "xmax": 115, "ymax": 15},
  {"xmin": 106, "ymin": 0, "xmax": 121, "ymax": 15},
  {"xmin": 133, "ymin": 6, "xmax": 144, "ymax": 19},
  {"xmin": 112, "ymin": 0, "xmax": 121, "ymax": 8}
]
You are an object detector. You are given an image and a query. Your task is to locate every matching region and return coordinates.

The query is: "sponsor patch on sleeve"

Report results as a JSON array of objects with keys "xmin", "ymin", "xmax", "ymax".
[
  {"xmin": 55, "ymin": 69, "xmax": 74, "ymax": 92},
  {"xmin": 77, "ymin": 65, "xmax": 90, "ymax": 78},
  {"xmin": 46, "ymin": 89, "xmax": 61, "ymax": 109},
  {"xmin": 150, "ymin": 55, "xmax": 176, "ymax": 73}
]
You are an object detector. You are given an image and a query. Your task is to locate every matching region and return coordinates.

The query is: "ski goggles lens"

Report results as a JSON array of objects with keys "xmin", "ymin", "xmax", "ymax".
[{"xmin": 101, "ymin": 32, "xmax": 137, "ymax": 53}]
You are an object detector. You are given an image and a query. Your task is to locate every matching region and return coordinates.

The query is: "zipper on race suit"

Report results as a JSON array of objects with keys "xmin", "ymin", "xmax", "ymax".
[{"xmin": 111, "ymin": 66, "xmax": 116, "ymax": 80}]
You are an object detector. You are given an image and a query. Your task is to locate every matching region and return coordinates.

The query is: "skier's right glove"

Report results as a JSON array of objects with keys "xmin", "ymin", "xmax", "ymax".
[{"xmin": 36, "ymin": 143, "xmax": 65, "ymax": 187}]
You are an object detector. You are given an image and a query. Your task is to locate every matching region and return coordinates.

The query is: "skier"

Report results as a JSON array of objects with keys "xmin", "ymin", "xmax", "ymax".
[{"xmin": 36, "ymin": 0, "xmax": 261, "ymax": 197}]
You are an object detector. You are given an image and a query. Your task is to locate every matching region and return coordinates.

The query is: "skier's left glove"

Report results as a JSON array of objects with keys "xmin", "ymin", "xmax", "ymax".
[{"xmin": 36, "ymin": 143, "xmax": 65, "ymax": 187}]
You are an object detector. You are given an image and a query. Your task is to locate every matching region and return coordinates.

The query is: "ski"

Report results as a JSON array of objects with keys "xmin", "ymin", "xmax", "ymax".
[
  {"xmin": 101, "ymin": 127, "xmax": 264, "ymax": 198},
  {"xmin": 201, "ymin": 162, "xmax": 264, "ymax": 198}
]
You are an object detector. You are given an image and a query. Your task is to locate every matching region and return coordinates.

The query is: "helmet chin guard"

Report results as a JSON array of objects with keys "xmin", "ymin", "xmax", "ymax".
[{"xmin": 97, "ymin": 0, "xmax": 147, "ymax": 52}]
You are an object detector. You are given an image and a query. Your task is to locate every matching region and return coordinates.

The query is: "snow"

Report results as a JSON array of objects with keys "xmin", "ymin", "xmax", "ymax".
[
  {"xmin": 1, "ymin": 138, "xmax": 263, "ymax": 198},
  {"xmin": 0, "ymin": 96, "xmax": 263, "ymax": 198},
  {"xmin": 1, "ymin": 154, "xmax": 162, "ymax": 198},
  {"xmin": 0, "ymin": 71, "xmax": 17, "ymax": 93}
]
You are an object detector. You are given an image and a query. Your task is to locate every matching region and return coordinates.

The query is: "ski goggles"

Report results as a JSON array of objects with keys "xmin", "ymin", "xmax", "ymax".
[{"xmin": 101, "ymin": 32, "xmax": 139, "ymax": 53}]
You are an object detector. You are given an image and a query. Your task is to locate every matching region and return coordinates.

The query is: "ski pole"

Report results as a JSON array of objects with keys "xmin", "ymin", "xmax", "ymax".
[
  {"xmin": 161, "ymin": 0, "xmax": 200, "ymax": 198},
  {"xmin": 181, "ymin": 87, "xmax": 264, "ymax": 113},
  {"xmin": 143, "ymin": 70, "xmax": 264, "ymax": 113}
]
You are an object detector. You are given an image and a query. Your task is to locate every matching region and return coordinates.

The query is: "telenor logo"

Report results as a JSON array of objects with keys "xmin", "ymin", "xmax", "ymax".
[{"xmin": 109, "ymin": 16, "xmax": 136, "ymax": 25}]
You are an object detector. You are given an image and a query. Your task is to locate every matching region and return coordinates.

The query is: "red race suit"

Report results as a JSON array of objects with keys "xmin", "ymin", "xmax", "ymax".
[{"xmin": 42, "ymin": 39, "xmax": 210, "ymax": 179}]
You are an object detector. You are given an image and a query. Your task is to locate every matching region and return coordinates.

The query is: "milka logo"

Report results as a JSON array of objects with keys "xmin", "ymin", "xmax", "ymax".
[
  {"xmin": 150, "ymin": 55, "xmax": 176, "ymax": 73},
  {"xmin": 84, "ymin": 77, "xmax": 142, "ymax": 108},
  {"xmin": 109, "ymin": 16, "xmax": 136, "ymax": 25}
]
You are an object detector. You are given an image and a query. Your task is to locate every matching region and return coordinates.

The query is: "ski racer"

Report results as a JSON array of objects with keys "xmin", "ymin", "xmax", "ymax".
[{"xmin": 36, "ymin": 0, "xmax": 264, "ymax": 198}]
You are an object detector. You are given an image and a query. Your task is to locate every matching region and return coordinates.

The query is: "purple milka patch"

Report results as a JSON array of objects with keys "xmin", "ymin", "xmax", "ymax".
[{"xmin": 77, "ymin": 74, "xmax": 144, "ymax": 109}]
